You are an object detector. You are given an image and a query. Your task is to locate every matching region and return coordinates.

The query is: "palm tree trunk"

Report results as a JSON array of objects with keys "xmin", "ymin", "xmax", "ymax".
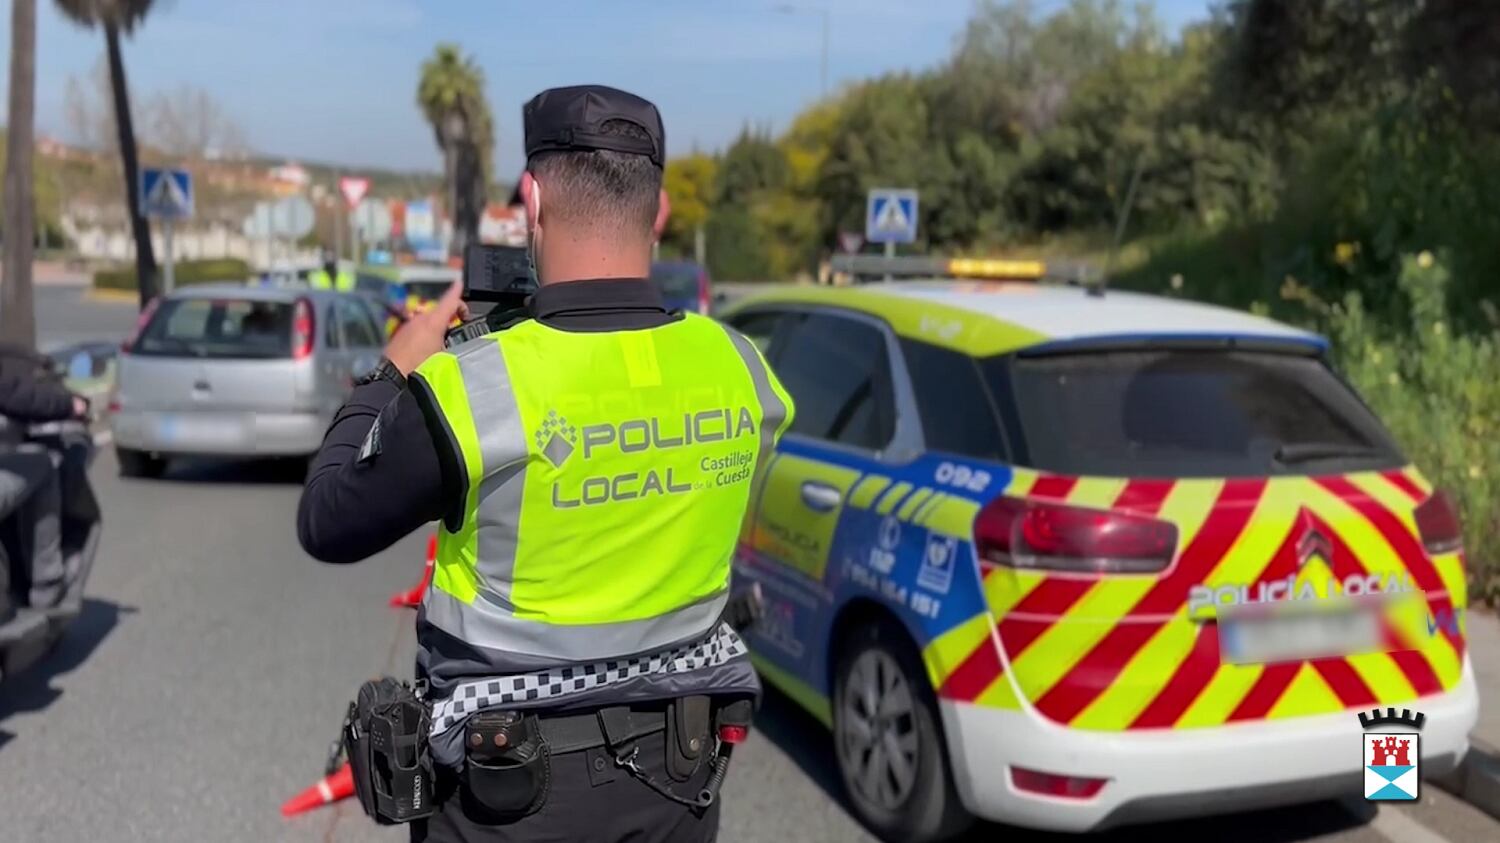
[
  {"xmin": 105, "ymin": 19, "xmax": 157, "ymax": 309},
  {"xmin": 2, "ymin": 0, "xmax": 38, "ymax": 349},
  {"xmin": 444, "ymin": 146, "xmax": 461, "ymax": 258}
]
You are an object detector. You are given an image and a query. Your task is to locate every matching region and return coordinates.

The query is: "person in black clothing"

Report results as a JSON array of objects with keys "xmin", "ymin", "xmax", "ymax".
[{"xmin": 0, "ymin": 342, "xmax": 89, "ymax": 609}]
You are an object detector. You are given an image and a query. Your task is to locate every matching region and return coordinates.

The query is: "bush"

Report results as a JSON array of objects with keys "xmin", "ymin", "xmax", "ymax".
[
  {"xmin": 1291, "ymin": 252, "xmax": 1500, "ymax": 606},
  {"xmin": 93, "ymin": 258, "xmax": 252, "ymax": 291}
]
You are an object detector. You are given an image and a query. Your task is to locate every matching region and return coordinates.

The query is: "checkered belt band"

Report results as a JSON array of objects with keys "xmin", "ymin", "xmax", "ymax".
[{"xmin": 428, "ymin": 622, "xmax": 749, "ymax": 736}]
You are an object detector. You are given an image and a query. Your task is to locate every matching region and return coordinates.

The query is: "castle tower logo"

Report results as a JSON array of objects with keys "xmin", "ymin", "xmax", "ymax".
[{"xmin": 1360, "ymin": 707, "xmax": 1424, "ymax": 801}]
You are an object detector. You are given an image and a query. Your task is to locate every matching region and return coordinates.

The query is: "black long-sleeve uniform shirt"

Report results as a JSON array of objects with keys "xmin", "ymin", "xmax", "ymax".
[
  {"xmin": 0, "ymin": 342, "xmax": 77, "ymax": 423},
  {"xmin": 296, "ymin": 278, "xmax": 681, "ymax": 563}
]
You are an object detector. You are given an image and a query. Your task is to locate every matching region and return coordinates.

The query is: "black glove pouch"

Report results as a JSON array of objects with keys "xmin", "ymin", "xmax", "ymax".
[
  {"xmin": 343, "ymin": 677, "xmax": 435, "ymax": 824},
  {"xmin": 462, "ymin": 711, "xmax": 551, "ymax": 819}
]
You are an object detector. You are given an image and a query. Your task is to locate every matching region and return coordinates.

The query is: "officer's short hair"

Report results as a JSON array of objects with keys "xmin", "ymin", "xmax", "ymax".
[{"xmin": 528, "ymin": 119, "xmax": 661, "ymax": 238}]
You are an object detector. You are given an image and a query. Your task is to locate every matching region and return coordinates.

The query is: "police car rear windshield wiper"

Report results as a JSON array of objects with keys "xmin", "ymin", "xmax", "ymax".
[{"xmin": 1272, "ymin": 442, "xmax": 1386, "ymax": 465}]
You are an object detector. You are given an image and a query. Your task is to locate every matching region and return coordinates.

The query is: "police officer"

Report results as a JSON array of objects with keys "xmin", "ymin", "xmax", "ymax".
[
  {"xmin": 297, "ymin": 85, "xmax": 794, "ymax": 842},
  {"xmin": 308, "ymin": 248, "xmax": 354, "ymax": 291}
]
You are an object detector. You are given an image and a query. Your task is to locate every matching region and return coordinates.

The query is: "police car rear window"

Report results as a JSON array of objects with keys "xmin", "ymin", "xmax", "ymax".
[
  {"xmin": 135, "ymin": 298, "xmax": 294, "ymax": 359},
  {"xmin": 987, "ymin": 348, "xmax": 1405, "ymax": 478}
]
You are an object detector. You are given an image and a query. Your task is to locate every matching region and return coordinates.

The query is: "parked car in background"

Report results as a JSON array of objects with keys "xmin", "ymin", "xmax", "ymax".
[
  {"xmin": 650, "ymin": 260, "xmax": 713, "ymax": 315},
  {"xmin": 108, "ymin": 286, "xmax": 386, "ymax": 477},
  {"xmin": 356, "ymin": 263, "xmax": 461, "ymax": 316}
]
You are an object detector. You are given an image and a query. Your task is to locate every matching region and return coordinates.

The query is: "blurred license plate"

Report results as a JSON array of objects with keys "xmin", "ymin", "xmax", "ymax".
[
  {"xmin": 1219, "ymin": 608, "xmax": 1381, "ymax": 665},
  {"xmin": 156, "ymin": 414, "xmax": 179, "ymax": 442}
]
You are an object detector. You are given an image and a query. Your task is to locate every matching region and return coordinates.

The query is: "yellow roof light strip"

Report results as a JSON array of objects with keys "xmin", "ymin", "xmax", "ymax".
[{"xmin": 947, "ymin": 258, "xmax": 1047, "ymax": 280}]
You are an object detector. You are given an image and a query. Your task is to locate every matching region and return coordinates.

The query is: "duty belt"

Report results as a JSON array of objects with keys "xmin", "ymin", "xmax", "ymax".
[{"xmin": 428, "ymin": 622, "xmax": 748, "ymax": 737}]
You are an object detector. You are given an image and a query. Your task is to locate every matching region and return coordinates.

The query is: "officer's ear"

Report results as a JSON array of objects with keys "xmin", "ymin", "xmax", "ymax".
[
  {"xmin": 652, "ymin": 188, "xmax": 671, "ymax": 241},
  {"xmin": 522, "ymin": 171, "xmax": 542, "ymax": 231}
]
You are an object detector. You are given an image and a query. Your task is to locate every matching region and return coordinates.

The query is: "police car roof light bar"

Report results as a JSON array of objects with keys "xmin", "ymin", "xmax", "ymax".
[{"xmin": 829, "ymin": 254, "xmax": 1104, "ymax": 291}]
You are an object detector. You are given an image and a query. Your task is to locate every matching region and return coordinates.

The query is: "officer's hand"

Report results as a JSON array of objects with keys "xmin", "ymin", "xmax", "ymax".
[{"xmin": 385, "ymin": 281, "xmax": 469, "ymax": 376}]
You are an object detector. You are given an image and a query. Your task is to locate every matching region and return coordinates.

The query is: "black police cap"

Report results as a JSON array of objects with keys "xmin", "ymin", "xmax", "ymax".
[{"xmin": 523, "ymin": 85, "xmax": 665, "ymax": 169}]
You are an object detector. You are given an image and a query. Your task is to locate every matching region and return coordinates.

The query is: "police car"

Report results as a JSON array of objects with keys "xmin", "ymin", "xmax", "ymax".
[{"xmin": 721, "ymin": 258, "xmax": 1477, "ymax": 840}]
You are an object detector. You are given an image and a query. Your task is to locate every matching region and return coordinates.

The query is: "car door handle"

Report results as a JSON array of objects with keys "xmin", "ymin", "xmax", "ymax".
[{"xmin": 800, "ymin": 482, "xmax": 842, "ymax": 513}]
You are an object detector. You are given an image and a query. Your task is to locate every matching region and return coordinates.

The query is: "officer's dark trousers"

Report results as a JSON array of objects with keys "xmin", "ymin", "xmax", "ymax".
[{"xmin": 411, "ymin": 729, "xmax": 720, "ymax": 843}]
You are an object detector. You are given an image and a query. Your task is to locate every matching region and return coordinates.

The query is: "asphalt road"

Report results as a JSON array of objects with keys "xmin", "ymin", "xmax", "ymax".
[
  {"xmin": 34, "ymin": 278, "xmax": 141, "ymax": 352},
  {"xmin": 0, "ymin": 281, "xmax": 1495, "ymax": 842}
]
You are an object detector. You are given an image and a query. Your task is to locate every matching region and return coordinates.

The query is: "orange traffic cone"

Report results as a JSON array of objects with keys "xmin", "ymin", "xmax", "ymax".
[
  {"xmin": 389, "ymin": 533, "xmax": 437, "ymax": 608},
  {"xmin": 281, "ymin": 761, "xmax": 354, "ymax": 817}
]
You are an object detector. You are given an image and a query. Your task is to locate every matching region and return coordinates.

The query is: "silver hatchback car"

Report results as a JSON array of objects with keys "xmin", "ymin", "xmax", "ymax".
[{"xmin": 109, "ymin": 285, "xmax": 385, "ymax": 477}]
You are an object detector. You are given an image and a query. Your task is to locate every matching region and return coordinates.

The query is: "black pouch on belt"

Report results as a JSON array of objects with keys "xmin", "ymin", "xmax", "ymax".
[
  {"xmin": 463, "ymin": 710, "xmax": 550, "ymax": 818},
  {"xmin": 664, "ymin": 695, "xmax": 713, "ymax": 781},
  {"xmin": 343, "ymin": 677, "xmax": 435, "ymax": 824}
]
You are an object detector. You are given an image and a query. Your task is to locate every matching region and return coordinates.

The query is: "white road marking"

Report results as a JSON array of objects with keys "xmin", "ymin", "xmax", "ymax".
[{"xmin": 1367, "ymin": 803, "xmax": 1456, "ymax": 843}]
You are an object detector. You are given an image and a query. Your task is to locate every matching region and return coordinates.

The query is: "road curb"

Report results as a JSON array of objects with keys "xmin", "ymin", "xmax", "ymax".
[
  {"xmin": 1431, "ymin": 736, "xmax": 1500, "ymax": 820},
  {"xmin": 84, "ymin": 287, "xmax": 139, "ymax": 303}
]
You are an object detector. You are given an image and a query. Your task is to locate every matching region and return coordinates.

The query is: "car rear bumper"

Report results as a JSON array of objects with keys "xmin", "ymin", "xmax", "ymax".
[
  {"xmin": 939, "ymin": 657, "xmax": 1479, "ymax": 833},
  {"xmin": 111, "ymin": 409, "xmax": 327, "ymax": 457}
]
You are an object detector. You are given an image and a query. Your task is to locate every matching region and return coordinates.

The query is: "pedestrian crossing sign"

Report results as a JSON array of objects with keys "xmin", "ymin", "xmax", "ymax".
[
  {"xmin": 140, "ymin": 167, "xmax": 194, "ymax": 220},
  {"xmin": 866, "ymin": 188, "xmax": 918, "ymax": 244}
]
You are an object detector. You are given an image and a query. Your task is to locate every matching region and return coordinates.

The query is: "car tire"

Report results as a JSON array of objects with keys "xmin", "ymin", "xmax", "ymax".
[
  {"xmin": 116, "ymin": 447, "xmax": 165, "ymax": 479},
  {"xmin": 833, "ymin": 618, "xmax": 974, "ymax": 843}
]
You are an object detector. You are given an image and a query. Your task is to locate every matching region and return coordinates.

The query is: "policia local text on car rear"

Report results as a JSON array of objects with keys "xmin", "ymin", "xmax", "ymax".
[{"xmin": 295, "ymin": 85, "xmax": 794, "ymax": 842}]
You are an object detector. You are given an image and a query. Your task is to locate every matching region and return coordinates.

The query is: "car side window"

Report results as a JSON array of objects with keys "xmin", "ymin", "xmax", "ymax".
[
  {"xmin": 324, "ymin": 302, "xmax": 343, "ymax": 349},
  {"xmin": 338, "ymin": 300, "xmax": 382, "ymax": 348},
  {"xmin": 901, "ymin": 339, "xmax": 1008, "ymax": 462},
  {"xmin": 772, "ymin": 312, "xmax": 895, "ymax": 451}
]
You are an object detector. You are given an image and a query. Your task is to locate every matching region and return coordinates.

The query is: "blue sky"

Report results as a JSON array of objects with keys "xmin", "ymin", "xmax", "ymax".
[{"xmin": 3, "ymin": 0, "xmax": 1212, "ymax": 178}]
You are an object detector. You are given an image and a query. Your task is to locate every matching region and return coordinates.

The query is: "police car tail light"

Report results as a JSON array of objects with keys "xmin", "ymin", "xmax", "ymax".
[
  {"xmin": 975, "ymin": 497, "xmax": 1177, "ymax": 575},
  {"xmin": 1010, "ymin": 767, "xmax": 1107, "ymax": 799},
  {"xmin": 292, "ymin": 297, "xmax": 315, "ymax": 359},
  {"xmin": 1414, "ymin": 490, "xmax": 1463, "ymax": 556},
  {"xmin": 120, "ymin": 297, "xmax": 160, "ymax": 353}
]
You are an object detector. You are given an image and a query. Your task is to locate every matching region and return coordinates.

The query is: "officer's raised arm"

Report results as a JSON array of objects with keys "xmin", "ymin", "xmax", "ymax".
[{"xmin": 295, "ymin": 283, "xmax": 468, "ymax": 563}]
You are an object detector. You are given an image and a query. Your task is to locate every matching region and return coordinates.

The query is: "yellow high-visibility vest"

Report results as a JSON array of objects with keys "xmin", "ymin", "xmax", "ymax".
[{"xmin": 408, "ymin": 314, "xmax": 793, "ymax": 692}]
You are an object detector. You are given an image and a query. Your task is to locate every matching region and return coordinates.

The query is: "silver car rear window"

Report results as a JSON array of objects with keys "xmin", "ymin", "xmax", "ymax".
[{"xmin": 135, "ymin": 298, "xmax": 295, "ymax": 359}]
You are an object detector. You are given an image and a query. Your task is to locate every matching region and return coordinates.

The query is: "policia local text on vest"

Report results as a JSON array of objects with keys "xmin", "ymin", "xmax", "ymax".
[{"xmin": 296, "ymin": 85, "xmax": 794, "ymax": 843}]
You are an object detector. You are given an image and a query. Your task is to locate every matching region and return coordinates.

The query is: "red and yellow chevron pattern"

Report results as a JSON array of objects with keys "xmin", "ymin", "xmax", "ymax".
[{"xmin": 923, "ymin": 466, "xmax": 1466, "ymax": 730}]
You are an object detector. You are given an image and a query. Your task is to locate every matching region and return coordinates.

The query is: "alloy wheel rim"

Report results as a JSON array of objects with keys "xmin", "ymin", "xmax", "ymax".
[{"xmin": 837, "ymin": 648, "xmax": 919, "ymax": 811}]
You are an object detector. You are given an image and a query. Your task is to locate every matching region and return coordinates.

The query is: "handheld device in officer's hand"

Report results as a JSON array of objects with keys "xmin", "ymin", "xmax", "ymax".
[{"xmin": 445, "ymin": 244, "xmax": 537, "ymax": 348}]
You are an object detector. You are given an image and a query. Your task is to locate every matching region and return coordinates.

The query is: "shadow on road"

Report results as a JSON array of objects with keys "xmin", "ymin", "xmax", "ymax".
[
  {"xmin": 754, "ymin": 685, "xmax": 849, "ymax": 802},
  {"xmin": 753, "ymin": 685, "xmax": 1376, "ymax": 842},
  {"xmin": 0, "ymin": 598, "xmax": 136, "ymax": 751},
  {"xmin": 152, "ymin": 457, "xmax": 308, "ymax": 486}
]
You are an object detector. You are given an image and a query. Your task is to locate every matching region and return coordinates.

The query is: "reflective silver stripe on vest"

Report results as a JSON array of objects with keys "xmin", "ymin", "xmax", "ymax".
[
  {"xmin": 718, "ymin": 325, "xmax": 786, "ymax": 475},
  {"xmin": 428, "ymin": 622, "xmax": 750, "ymax": 736},
  {"xmin": 423, "ymin": 584, "xmax": 729, "ymax": 666},
  {"xmin": 453, "ymin": 337, "xmax": 528, "ymax": 610}
]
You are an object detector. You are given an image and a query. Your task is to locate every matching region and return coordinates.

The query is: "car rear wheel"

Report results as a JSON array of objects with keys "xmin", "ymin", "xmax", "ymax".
[
  {"xmin": 116, "ymin": 447, "xmax": 165, "ymax": 479},
  {"xmin": 833, "ymin": 620, "xmax": 972, "ymax": 843}
]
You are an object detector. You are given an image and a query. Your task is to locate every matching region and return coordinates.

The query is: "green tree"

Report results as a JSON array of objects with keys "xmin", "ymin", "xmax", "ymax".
[
  {"xmin": 817, "ymin": 74, "xmax": 933, "ymax": 245},
  {"xmin": 2, "ymin": 0, "xmax": 38, "ymax": 348},
  {"xmin": 662, "ymin": 153, "xmax": 716, "ymax": 257},
  {"xmin": 55, "ymin": 0, "xmax": 160, "ymax": 310},
  {"xmin": 418, "ymin": 44, "xmax": 494, "ymax": 258},
  {"xmin": 715, "ymin": 128, "xmax": 788, "ymax": 207}
]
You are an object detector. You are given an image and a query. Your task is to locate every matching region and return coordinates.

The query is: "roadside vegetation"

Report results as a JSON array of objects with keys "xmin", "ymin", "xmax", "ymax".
[
  {"xmin": 91, "ymin": 257, "xmax": 250, "ymax": 291},
  {"xmin": 666, "ymin": 0, "xmax": 1500, "ymax": 603}
]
